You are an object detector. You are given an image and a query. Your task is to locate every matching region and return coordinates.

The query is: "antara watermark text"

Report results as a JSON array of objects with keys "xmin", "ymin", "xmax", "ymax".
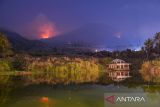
[
  {"xmin": 104, "ymin": 93, "xmax": 147, "ymax": 105},
  {"xmin": 116, "ymin": 96, "xmax": 146, "ymax": 103}
]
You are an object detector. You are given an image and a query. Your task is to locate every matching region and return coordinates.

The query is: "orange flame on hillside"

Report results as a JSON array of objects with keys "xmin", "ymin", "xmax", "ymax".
[
  {"xmin": 26, "ymin": 14, "xmax": 57, "ymax": 39},
  {"xmin": 39, "ymin": 23, "xmax": 56, "ymax": 39}
]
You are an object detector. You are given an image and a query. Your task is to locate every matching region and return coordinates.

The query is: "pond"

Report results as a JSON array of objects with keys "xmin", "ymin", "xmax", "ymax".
[{"xmin": 0, "ymin": 76, "xmax": 160, "ymax": 107}]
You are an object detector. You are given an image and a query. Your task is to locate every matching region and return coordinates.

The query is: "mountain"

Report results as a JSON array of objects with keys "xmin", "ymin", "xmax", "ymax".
[
  {"xmin": 0, "ymin": 28, "xmax": 51, "ymax": 52},
  {"xmin": 44, "ymin": 23, "xmax": 130, "ymax": 50},
  {"xmin": 0, "ymin": 23, "xmax": 131, "ymax": 53}
]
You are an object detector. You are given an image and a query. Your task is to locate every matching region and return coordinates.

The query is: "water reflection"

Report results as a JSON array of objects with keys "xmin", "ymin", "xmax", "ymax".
[
  {"xmin": 142, "ymin": 85, "xmax": 160, "ymax": 93},
  {"xmin": 40, "ymin": 97, "xmax": 49, "ymax": 103},
  {"xmin": 40, "ymin": 96, "xmax": 58, "ymax": 107},
  {"xmin": 0, "ymin": 76, "xmax": 160, "ymax": 107},
  {"xmin": 109, "ymin": 70, "xmax": 131, "ymax": 82},
  {"xmin": 0, "ymin": 75, "xmax": 13, "ymax": 106}
]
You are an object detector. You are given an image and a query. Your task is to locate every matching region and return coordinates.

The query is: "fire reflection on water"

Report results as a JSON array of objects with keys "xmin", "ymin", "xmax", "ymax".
[{"xmin": 40, "ymin": 96, "xmax": 57, "ymax": 107}]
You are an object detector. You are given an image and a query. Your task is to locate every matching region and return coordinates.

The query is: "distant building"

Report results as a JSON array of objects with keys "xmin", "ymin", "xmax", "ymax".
[{"xmin": 107, "ymin": 59, "xmax": 131, "ymax": 81}]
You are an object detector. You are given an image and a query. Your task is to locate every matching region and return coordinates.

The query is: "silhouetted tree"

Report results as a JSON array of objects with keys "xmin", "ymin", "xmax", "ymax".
[
  {"xmin": 144, "ymin": 38, "xmax": 154, "ymax": 59},
  {"xmin": 154, "ymin": 32, "xmax": 160, "ymax": 56}
]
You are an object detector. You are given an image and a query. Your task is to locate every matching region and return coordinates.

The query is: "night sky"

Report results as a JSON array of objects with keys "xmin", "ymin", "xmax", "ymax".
[{"xmin": 1, "ymin": 0, "xmax": 160, "ymax": 50}]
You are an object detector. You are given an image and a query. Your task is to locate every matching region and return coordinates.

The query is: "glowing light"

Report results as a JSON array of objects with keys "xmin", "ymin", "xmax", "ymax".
[
  {"xmin": 40, "ymin": 97, "xmax": 49, "ymax": 103},
  {"xmin": 39, "ymin": 23, "xmax": 56, "ymax": 39},
  {"xmin": 39, "ymin": 96, "xmax": 57, "ymax": 106},
  {"xmin": 27, "ymin": 14, "xmax": 57, "ymax": 39},
  {"xmin": 95, "ymin": 49, "xmax": 98, "ymax": 52}
]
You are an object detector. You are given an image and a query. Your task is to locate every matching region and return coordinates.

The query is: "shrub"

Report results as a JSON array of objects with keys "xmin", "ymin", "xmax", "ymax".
[
  {"xmin": 12, "ymin": 55, "xmax": 29, "ymax": 71},
  {"xmin": 0, "ymin": 33, "xmax": 12, "ymax": 57},
  {"xmin": 0, "ymin": 60, "xmax": 11, "ymax": 72},
  {"xmin": 27, "ymin": 57, "xmax": 100, "ymax": 84},
  {"xmin": 140, "ymin": 60, "xmax": 160, "ymax": 83}
]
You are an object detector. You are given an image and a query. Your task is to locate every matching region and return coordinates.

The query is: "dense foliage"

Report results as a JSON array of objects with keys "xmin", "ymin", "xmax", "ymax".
[
  {"xmin": 27, "ymin": 57, "xmax": 100, "ymax": 84},
  {"xmin": 0, "ymin": 33, "xmax": 12, "ymax": 57},
  {"xmin": 142, "ymin": 32, "xmax": 160, "ymax": 59},
  {"xmin": 140, "ymin": 60, "xmax": 160, "ymax": 83},
  {"xmin": 0, "ymin": 60, "xmax": 11, "ymax": 72}
]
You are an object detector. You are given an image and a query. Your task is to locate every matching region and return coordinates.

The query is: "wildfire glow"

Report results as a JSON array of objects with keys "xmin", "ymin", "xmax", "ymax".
[
  {"xmin": 27, "ymin": 14, "xmax": 57, "ymax": 39},
  {"xmin": 39, "ymin": 23, "xmax": 56, "ymax": 39}
]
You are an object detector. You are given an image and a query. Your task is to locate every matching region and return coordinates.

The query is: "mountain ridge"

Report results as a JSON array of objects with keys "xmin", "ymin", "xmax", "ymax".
[{"xmin": 0, "ymin": 28, "xmax": 52, "ymax": 52}]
